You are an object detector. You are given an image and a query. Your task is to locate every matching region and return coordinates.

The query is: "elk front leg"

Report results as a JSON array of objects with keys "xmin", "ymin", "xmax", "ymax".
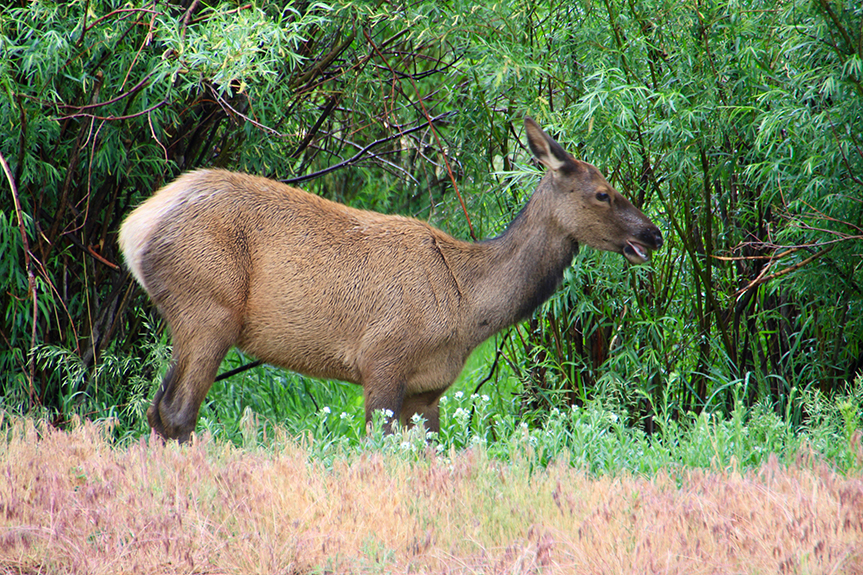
[
  {"xmin": 361, "ymin": 365, "xmax": 406, "ymax": 434},
  {"xmin": 401, "ymin": 390, "xmax": 444, "ymax": 433}
]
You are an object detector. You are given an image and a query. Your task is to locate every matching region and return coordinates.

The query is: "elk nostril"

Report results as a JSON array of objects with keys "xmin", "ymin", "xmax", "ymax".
[{"xmin": 638, "ymin": 227, "xmax": 664, "ymax": 249}]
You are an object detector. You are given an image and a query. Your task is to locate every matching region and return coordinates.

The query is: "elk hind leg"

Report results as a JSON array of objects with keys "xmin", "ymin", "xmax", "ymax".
[{"xmin": 149, "ymin": 309, "xmax": 240, "ymax": 443}]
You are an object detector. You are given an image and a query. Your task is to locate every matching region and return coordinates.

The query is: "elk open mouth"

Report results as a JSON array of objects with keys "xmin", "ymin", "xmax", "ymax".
[{"xmin": 623, "ymin": 240, "xmax": 652, "ymax": 264}]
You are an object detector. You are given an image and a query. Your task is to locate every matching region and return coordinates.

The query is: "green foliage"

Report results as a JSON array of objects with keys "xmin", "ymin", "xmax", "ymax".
[
  {"xmin": 206, "ymin": 359, "xmax": 862, "ymax": 477},
  {"xmin": 0, "ymin": 0, "xmax": 861, "ymax": 444},
  {"xmin": 175, "ymin": 343, "xmax": 861, "ymax": 477},
  {"xmin": 494, "ymin": 0, "xmax": 863, "ymax": 426}
]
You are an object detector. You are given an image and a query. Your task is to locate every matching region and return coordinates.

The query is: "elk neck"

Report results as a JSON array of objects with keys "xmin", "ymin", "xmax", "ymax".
[{"xmin": 441, "ymin": 182, "xmax": 580, "ymax": 345}]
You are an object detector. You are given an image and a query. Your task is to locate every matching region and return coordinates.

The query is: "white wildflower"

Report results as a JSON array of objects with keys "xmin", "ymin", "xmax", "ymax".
[{"xmin": 470, "ymin": 435, "xmax": 487, "ymax": 447}]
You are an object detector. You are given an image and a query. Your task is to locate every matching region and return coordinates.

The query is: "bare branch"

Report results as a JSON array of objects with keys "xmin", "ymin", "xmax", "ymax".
[
  {"xmin": 58, "ymin": 71, "xmax": 156, "ymax": 111},
  {"xmin": 280, "ymin": 112, "xmax": 454, "ymax": 185},
  {"xmin": 735, "ymin": 245, "xmax": 835, "ymax": 298},
  {"xmin": 211, "ymin": 86, "xmax": 292, "ymax": 138},
  {"xmin": 362, "ymin": 27, "xmax": 475, "ymax": 239},
  {"xmin": 55, "ymin": 98, "xmax": 169, "ymax": 122}
]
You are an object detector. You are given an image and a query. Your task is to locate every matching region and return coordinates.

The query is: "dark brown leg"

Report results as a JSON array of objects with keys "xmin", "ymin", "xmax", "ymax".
[
  {"xmin": 148, "ymin": 307, "xmax": 240, "ymax": 442},
  {"xmin": 401, "ymin": 390, "xmax": 444, "ymax": 433},
  {"xmin": 361, "ymin": 364, "xmax": 406, "ymax": 434}
]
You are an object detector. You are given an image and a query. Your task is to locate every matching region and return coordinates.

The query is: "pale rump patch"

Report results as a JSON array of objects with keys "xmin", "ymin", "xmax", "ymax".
[{"xmin": 118, "ymin": 172, "xmax": 213, "ymax": 289}]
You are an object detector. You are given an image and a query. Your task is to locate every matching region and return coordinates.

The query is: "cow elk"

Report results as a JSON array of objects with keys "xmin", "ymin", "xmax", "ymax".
[{"xmin": 119, "ymin": 118, "xmax": 663, "ymax": 442}]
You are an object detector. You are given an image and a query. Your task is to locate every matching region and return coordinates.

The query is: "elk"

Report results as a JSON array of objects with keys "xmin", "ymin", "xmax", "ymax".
[{"xmin": 119, "ymin": 118, "xmax": 663, "ymax": 442}]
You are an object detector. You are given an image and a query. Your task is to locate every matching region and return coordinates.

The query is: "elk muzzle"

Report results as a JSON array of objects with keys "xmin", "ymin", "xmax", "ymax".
[{"xmin": 623, "ymin": 226, "xmax": 664, "ymax": 265}]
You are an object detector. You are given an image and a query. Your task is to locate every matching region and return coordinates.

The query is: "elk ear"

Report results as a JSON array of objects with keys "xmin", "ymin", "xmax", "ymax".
[{"xmin": 524, "ymin": 117, "xmax": 577, "ymax": 173}]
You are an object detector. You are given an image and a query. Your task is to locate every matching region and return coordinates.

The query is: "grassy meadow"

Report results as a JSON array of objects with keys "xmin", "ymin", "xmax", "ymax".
[
  {"xmin": 5, "ymin": 345, "xmax": 863, "ymax": 574},
  {"xmin": 3, "ymin": 1, "xmax": 863, "ymax": 572},
  {"xmin": 2, "ymin": 371, "xmax": 862, "ymax": 574}
]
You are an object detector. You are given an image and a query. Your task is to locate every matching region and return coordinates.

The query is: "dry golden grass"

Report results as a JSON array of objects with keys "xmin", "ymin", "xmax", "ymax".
[{"xmin": 1, "ymin": 418, "xmax": 861, "ymax": 574}]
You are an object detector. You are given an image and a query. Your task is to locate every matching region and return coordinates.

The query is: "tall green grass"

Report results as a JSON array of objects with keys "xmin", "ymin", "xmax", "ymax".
[{"xmin": 28, "ymin": 329, "xmax": 860, "ymax": 477}]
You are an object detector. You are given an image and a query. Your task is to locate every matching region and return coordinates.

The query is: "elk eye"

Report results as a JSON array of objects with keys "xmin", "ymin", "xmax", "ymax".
[{"xmin": 596, "ymin": 192, "xmax": 610, "ymax": 203}]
